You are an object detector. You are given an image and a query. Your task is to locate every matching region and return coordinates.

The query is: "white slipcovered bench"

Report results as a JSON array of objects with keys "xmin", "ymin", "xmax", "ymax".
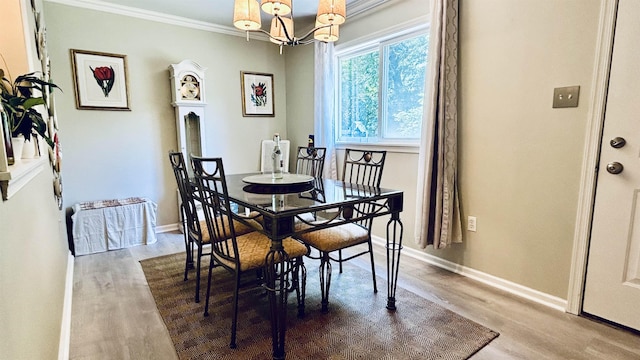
[{"xmin": 72, "ymin": 197, "xmax": 157, "ymax": 256}]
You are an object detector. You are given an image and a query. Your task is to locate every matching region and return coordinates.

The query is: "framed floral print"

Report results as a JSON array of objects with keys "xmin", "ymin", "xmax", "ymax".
[
  {"xmin": 70, "ymin": 49, "xmax": 131, "ymax": 111},
  {"xmin": 241, "ymin": 71, "xmax": 274, "ymax": 117}
]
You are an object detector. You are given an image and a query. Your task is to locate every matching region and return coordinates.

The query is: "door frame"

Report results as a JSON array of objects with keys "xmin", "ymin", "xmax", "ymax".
[{"xmin": 567, "ymin": 0, "xmax": 618, "ymax": 315}]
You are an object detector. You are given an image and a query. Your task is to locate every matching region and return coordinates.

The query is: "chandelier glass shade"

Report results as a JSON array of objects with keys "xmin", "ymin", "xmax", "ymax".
[{"xmin": 233, "ymin": 0, "xmax": 346, "ymax": 49}]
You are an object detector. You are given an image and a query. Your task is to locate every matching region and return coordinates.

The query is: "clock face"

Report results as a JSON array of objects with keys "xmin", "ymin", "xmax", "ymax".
[{"xmin": 180, "ymin": 75, "xmax": 200, "ymax": 100}]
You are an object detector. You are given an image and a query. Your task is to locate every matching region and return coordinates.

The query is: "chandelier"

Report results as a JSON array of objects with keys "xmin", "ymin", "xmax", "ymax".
[{"xmin": 233, "ymin": 0, "xmax": 345, "ymax": 52}]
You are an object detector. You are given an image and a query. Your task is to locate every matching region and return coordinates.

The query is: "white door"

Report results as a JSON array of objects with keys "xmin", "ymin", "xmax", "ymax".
[{"xmin": 582, "ymin": 0, "xmax": 640, "ymax": 331}]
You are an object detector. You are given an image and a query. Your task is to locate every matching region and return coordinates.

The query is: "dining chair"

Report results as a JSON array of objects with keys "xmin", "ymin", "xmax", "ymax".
[
  {"xmin": 191, "ymin": 155, "xmax": 308, "ymax": 349},
  {"xmin": 294, "ymin": 148, "xmax": 386, "ymax": 313},
  {"xmin": 295, "ymin": 146, "xmax": 326, "ymax": 177},
  {"xmin": 261, "ymin": 138, "xmax": 290, "ymax": 173},
  {"xmin": 168, "ymin": 151, "xmax": 257, "ymax": 303},
  {"xmin": 294, "ymin": 146, "xmax": 327, "ymax": 224}
]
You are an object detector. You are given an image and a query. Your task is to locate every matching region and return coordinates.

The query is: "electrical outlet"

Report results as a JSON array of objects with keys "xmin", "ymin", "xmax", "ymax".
[{"xmin": 467, "ymin": 216, "xmax": 477, "ymax": 232}]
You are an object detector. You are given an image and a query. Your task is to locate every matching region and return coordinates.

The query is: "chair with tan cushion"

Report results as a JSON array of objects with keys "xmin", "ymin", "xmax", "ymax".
[
  {"xmin": 295, "ymin": 146, "xmax": 326, "ymax": 177},
  {"xmin": 295, "ymin": 148, "xmax": 386, "ymax": 313},
  {"xmin": 168, "ymin": 151, "xmax": 257, "ymax": 303},
  {"xmin": 191, "ymin": 155, "xmax": 308, "ymax": 349},
  {"xmin": 294, "ymin": 146, "xmax": 327, "ymax": 223}
]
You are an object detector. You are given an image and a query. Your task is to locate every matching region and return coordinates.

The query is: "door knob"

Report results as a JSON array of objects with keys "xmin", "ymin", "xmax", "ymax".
[
  {"xmin": 606, "ymin": 162, "xmax": 624, "ymax": 174},
  {"xmin": 610, "ymin": 137, "xmax": 626, "ymax": 148}
]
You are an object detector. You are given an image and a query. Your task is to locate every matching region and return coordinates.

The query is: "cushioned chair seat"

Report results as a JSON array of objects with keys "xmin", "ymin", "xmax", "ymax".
[
  {"xmin": 213, "ymin": 232, "xmax": 309, "ymax": 272},
  {"xmin": 171, "ymin": 150, "xmax": 261, "ymax": 303},
  {"xmin": 293, "ymin": 149, "xmax": 386, "ymax": 313},
  {"xmin": 192, "ymin": 155, "xmax": 307, "ymax": 349},
  {"xmin": 200, "ymin": 217, "xmax": 259, "ymax": 244},
  {"xmin": 296, "ymin": 223, "xmax": 369, "ymax": 252}
]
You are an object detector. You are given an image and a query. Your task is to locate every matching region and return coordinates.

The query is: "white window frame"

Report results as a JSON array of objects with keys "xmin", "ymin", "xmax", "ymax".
[{"xmin": 334, "ymin": 18, "xmax": 429, "ymax": 152}]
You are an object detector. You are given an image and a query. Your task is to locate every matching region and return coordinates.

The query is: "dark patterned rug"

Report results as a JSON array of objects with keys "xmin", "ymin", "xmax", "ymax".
[{"xmin": 140, "ymin": 252, "xmax": 498, "ymax": 360}]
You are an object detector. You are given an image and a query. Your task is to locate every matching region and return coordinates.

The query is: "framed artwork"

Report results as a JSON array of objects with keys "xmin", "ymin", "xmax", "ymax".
[
  {"xmin": 241, "ymin": 71, "xmax": 274, "ymax": 117},
  {"xmin": 70, "ymin": 49, "xmax": 131, "ymax": 111}
]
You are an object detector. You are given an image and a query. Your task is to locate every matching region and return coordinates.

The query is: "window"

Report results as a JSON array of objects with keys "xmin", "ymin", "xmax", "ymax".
[{"xmin": 336, "ymin": 27, "xmax": 429, "ymax": 145}]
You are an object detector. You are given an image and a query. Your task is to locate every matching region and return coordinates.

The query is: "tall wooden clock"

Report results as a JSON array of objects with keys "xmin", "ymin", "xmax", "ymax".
[{"xmin": 169, "ymin": 60, "xmax": 207, "ymax": 174}]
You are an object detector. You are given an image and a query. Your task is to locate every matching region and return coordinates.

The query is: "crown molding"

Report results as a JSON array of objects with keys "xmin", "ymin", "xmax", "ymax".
[
  {"xmin": 43, "ymin": 0, "xmax": 268, "ymax": 41},
  {"xmin": 44, "ymin": 0, "xmax": 387, "ymax": 43},
  {"xmin": 347, "ymin": 0, "xmax": 392, "ymax": 17},
  {"xmin": 335, "ymin": 15, "xmax": 428, "ymax": 52}
]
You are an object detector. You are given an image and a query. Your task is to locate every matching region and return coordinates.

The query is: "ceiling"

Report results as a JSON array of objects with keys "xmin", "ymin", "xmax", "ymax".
[{"xmin": 90, "ymin": 0, "xmax": 353, "ymax": 30}]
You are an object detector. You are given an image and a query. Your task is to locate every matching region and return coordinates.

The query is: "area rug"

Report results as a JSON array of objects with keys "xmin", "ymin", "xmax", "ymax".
[{"xmin": 140, "ymin": 252, "xmax": 499, "ymax": 359}]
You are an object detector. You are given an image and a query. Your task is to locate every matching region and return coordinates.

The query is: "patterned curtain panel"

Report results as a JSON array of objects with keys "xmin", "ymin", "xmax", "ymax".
[{"xmin": 415, "ymin": 0, "xmax": 462, "ymax": 249}]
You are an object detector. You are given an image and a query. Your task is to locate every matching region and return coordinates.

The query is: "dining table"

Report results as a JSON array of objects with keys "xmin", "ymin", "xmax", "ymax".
[{"xmin": 225, "ymin": 172, "xmax": 404, "ymax": 360}]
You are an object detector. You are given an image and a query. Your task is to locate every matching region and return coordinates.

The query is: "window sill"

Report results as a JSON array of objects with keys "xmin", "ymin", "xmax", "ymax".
[
  {"xmin": 335, "ymin": 142, "xmax": 420, "ymax": 154},
  {"xmin": 0, "ymin": 156, "xmax": 47, "ymax": 200}
]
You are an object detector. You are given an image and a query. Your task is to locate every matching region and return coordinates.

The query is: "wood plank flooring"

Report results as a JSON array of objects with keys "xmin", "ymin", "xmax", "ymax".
[{"xmin": 69, "ymin": 232, "xmax": 640, "ymax": 359}]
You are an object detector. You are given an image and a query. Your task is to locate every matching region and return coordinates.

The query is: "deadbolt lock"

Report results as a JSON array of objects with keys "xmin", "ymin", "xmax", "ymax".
[{"xmin": 610, "ymin": 137, "xmax": 626, "ymax": 149}]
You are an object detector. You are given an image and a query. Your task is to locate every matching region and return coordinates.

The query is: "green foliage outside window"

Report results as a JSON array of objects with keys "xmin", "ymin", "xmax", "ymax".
[
  {"xmin": 340, "ymin": 50, "xmax": 379, "ymax": 138},
  {"xmin": 337, "ymin": 29, "xmax": 429, "ymax": 143},
  {"xmin": 384, "ymin": 35, "xmax": 429, "ymax": 138}
]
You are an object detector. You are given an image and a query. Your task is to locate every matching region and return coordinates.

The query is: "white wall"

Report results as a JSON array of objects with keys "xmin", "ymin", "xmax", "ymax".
[
  {"xmin": 0, "ymin": 1, "xmax": 69, "ymax": 358},
  {"xmin": 0, "ymin": 172, "xmax": 69, "ymax": 359},
  {"xmin": 45, "ymin": 3, "xmax": 289, "ymax": 227},
  {"xmin": 288, "ymin": 0, "xmax": 602, "ymax": 299},
  {"xmin": 284, "ymin": 44, "xmax": 314, "ymax": 166},
  {"xmin": 443, "ymin": 0, "xmax": 600, "ymax": 298}
]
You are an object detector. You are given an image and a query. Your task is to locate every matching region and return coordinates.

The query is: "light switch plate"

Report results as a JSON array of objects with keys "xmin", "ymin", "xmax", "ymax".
[{"xmin": 553, "ymin": 86, "xmax": 580, "ymax": 108}]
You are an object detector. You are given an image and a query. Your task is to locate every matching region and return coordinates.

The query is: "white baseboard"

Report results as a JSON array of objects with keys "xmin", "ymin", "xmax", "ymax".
[
  {"xmin": 371, "ymin": 236, "xmax": 568, "ymax": 312},
  {"xmin": 151, "ymin": 223, "xmax": 569, "ymax": 311},
  {"xmin": 156, "ymin": 223, "xmax": 179, "ymax": 233},
  {"xmin": 58, "ymin": 252, "xmax": 74, "ymax": 360}
]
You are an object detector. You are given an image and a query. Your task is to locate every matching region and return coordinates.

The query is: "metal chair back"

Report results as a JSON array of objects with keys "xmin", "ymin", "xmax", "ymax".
[
  {"xmin": 168, "ymin": 151, "xmax": 204, "ymax": 250},
  {"xmin": 342, "ymin": 148, "xmax": 386, "ymax": 187},
  {"xmin": 169, "ymin": 151, "xmax": 211, "ymax": 300},
  {"xmin": 342, "ymin": 148, "xmax": 387, "ymax": 228},
  {"xmin": 295, "ymin": 146, "xmax": 326, "ymax": 178},
  {"xmin": 190, "ymin": 155, "xmax": 240, "ymax": 270}
]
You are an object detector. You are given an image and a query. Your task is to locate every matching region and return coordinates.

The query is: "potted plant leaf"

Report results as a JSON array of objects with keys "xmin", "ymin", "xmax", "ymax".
[{"xmin": 0, "ymin": 67, "xmax": 59, "ymax": 162}]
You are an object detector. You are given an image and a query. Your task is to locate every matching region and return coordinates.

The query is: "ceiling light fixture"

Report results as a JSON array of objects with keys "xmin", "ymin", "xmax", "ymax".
[{"xmin": 233, "ymin": 0, "xmax": 345, "ymax": 53}]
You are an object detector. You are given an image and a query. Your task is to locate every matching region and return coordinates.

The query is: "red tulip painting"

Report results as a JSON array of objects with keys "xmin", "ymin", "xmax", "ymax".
[
  {"xmin": 71, "ymin": 49, "xmax": 130, "ymax": 110},
  {"xmin": 251, "ymin": 82, "xmax": 267, "ymax": 107},
  {"xmin": 241, "ymin": 72, "xmax": 274, "ymax": 117},
  {"xmin": 90, "ymin": 66, "xmax": 115, "ymax": 97}
]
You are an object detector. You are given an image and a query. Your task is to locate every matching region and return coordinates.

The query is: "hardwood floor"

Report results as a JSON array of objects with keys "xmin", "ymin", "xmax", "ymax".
[{"xmin": 69, "ymin": 231, "xmax": 640, "ymax": 359}]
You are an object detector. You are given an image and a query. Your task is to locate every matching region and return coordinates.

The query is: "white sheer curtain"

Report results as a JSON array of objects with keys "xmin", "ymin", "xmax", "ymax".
[
  {"xmin": 415, "ymin": 0, "xmax": 462, "ymax": 249},
  {"xmin": 314, "ymin": 41, "xmax": 338, "ymax": 180}
]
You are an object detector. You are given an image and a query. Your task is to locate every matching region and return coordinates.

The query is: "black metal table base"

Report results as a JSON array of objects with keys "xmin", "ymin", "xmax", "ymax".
[
  {"xmin": 385, "ymin": 214, "xmax": 404, "ymax": 311},
  {"xmin": 264, "ymin": 243, "xmax": 290, "ymax": 360},
  {"xmin": 223, "ymin": 174, "xmax": 405, "ymax": 359}
]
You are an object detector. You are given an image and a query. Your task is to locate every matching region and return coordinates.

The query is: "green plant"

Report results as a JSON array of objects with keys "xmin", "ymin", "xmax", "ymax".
[{"xmin": 0, "ymin": 67, "xmax": 59, "ymax": 148}]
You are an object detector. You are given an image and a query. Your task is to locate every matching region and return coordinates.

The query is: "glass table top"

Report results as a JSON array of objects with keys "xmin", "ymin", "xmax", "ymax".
[{"xmin": 225, "ymin": 173, "xmax": 403, "ymax": 216}]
